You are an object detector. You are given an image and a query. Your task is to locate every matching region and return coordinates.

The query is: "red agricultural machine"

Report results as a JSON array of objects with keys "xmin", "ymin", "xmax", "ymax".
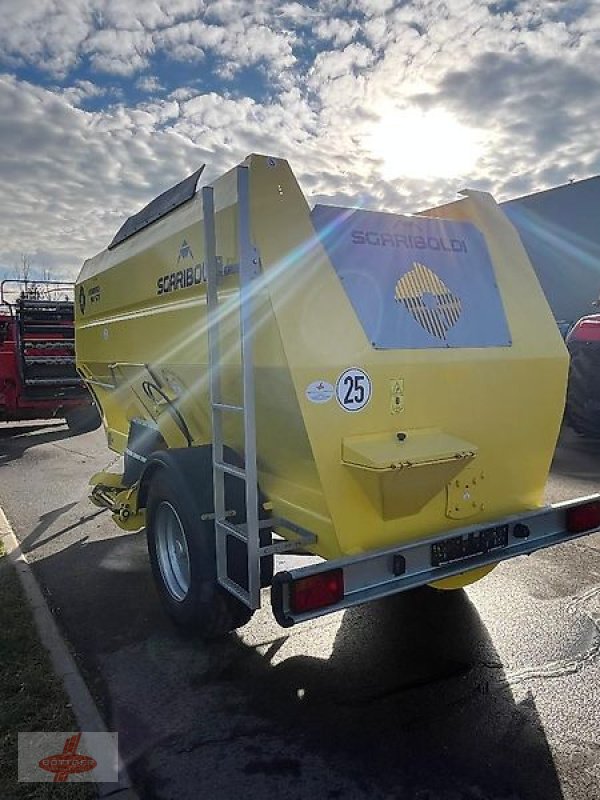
[{"xmin": 0, "ymin": 280, "xmax": 100, "ymax": 432}]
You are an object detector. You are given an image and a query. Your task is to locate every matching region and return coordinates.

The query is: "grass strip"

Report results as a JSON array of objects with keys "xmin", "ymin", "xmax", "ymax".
[{"xmin": 0, "ymin": 548, "xmax": 95, "ymax": 799}]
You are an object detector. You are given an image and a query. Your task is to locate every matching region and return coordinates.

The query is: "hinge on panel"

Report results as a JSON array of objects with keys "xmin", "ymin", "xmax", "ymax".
[{"xmin": 212, "ymin": 256, "xmax": 240, "ymax": 284}]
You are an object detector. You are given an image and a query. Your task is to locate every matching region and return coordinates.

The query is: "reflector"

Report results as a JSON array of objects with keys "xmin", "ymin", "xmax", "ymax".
[
  {"xmin": 566, "ymin": 501, "xmax": 600, "ymax": 533},
  {"xmin": 290, "ymin": 569, "xmax": 344, "ymax": 614}
]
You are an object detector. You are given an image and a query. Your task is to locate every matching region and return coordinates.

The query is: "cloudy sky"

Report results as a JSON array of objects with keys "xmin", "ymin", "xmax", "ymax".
[{"xmin": 1, "ymin": 0, "xmax": 598, "ymax": 281}]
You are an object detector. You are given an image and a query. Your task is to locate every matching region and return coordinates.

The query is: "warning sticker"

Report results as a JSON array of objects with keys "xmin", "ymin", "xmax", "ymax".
[
  {"xmin": 305, "ymin": 380, "xmax": 335, "ymax": 404},
  {"xmin": 336, "ymin": 368, "xmax": 372, "ymax": 412}
]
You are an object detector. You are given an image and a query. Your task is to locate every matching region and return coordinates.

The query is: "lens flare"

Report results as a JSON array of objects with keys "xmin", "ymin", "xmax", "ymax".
[{"xmin": 367, "ymin": 107, "xmax": 484, "ymax": 180}]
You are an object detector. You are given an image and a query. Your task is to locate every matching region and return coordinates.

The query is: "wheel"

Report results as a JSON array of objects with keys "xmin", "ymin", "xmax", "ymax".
[
  {"xmin": 565, "ymin": 346, "xmax": 600, "ymax": 437},
  {"xmin": 145, "ymin": 448, "xmax": 272, "ymax": 639},
  {"xmin": 65, "ymin": 403, "xmax": 101, "ymax": 434}
]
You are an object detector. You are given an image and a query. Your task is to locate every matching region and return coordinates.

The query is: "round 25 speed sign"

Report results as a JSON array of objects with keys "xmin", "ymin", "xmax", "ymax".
[{"xmin": 336, "ymin": 368, "xmax": 372, "ymax": 412}]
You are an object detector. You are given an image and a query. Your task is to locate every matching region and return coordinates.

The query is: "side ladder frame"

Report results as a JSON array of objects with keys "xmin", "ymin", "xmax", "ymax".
[
  {"xmin": 203, "ymin": 165, "xmax": 316, "ymax": 610},
  {"xmin": 204, "ymin": 166, "xmax": 263, "ymax": 609}
]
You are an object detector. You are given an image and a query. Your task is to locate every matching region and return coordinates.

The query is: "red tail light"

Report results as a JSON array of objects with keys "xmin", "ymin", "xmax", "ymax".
[
  {"xmin": 566, "ymin": 501, "xmax": 600, "ymax": 533},
  {"xmin": 290, "ymin": 569, "xmax": 344, "ymax": 614}
]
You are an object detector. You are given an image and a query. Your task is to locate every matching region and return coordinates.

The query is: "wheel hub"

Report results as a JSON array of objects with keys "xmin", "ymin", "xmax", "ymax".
[{"xmin": 155, "ymin": 501, "xmax": 191, "ymax": 602}]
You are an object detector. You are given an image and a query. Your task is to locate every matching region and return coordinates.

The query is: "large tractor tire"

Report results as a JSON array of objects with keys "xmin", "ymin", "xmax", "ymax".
[
  {"xmin": 565, "ymin": 347, "xmax": 600, "ymax": 438},
  {"xmin": 145, "ymin": 446, "xmax": 273, "ymax": 639},
  {"xmin": 65, "ymin": 403, "xmax": 101, "ymax": 434}
]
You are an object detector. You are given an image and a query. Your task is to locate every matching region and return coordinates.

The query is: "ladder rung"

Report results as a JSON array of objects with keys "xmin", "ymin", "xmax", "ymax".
[
  {"xmin": 217, "ymin": 522, "xmax": 300, "ymax": 591},
  {"xmin": 216, "ymin": 519, "xmax": 248, "ymax": 542},
  {"xmin": 214, "ymin": 461, "xmax": 246, "ymax": 480},
  {"xmin": 217, "ymin": 518, "xmax": 272, "ymax": 539},
  {"xmin": 218, "ymin": 575, "xmax": 251, "ymax": 606},
  {"xmin": 212, "ymin": 402, "xmax": 244, "ymax": 413},
  {"xmin": 242, "ymin": 519, "xmax": 274, "ymax": 531},
  {"xmin": 260, "ymin": 540, "xmax": 308, "ymax": 556}
]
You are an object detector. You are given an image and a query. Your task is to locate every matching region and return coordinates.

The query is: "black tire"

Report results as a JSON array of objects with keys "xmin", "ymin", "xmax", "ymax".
[
  {"xmin": 65, "ymin": 403, "xmax": 101, "ymax": 434},
  {"xmin": 565, "ymin": 344, "xmax": 600, "ymax": 438},
  {"xmin": 146, "ymin": 447, "xmax": 272, "ymax": 639}
]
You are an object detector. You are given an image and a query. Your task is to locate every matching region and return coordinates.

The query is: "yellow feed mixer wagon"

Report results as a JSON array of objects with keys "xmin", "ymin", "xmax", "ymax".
[{"xmin": 75, "ymin": 154, "xmax": 600, "ymax": 637}]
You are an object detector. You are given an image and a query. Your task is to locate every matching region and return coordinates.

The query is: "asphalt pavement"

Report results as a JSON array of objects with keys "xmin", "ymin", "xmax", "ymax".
[{"xmin": 1, "ymin": 420, "xmax": 599, "ymax": 800}]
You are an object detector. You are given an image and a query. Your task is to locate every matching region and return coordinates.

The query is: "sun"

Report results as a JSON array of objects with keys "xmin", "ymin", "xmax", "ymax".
[{"xmin": 366, "ymin": 107, "xmax": 484, "ymax": 181}]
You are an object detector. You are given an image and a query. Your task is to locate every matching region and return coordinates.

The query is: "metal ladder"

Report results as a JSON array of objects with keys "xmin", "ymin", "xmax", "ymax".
[{"xmin": 203, "ymin": 165, "xmax": 315, "ymax": 610}]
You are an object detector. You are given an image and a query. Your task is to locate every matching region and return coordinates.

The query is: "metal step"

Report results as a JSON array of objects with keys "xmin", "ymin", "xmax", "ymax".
[
  {"xmin": 20, "ymin": 324, "xmax": 74, "ymax": 335},
  {"xmin": 23, "ymin": 377, "xmax": 82, "ymax": 387},
  {"xmin": 24, "ymin": 356, "xmax": 75, "ymax": 366},
  {"xmin": 21, "ymin": 385, "xmax": 87, "ymax": 401},
  {"xmin": 24, "ymin": 340, "xmax": 74, "ymax": 350}
]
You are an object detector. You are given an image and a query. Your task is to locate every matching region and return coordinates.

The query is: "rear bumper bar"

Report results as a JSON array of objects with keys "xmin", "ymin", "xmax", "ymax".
[{"xmin": 271, "ymin": 494, "xmax": 600, "ymax": 627}]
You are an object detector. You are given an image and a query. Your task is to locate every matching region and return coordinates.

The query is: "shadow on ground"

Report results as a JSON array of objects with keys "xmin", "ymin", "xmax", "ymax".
[
  {"xmin": 35, "ymin": 530, "xmax": 565, "ymax": 800},
  {"xmin": 19, "ymin": 502, "xmax": 105, "ymax": 555},
  {"xmin": 223, "ymin": 590, "xmax": 564, "ymax": 800},
  {"xmin": 0, "ymin": 421, "xmax": 75, "ymax": 465}
]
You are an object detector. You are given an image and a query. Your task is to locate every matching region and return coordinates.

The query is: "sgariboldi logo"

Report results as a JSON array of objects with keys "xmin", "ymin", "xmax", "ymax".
[
  {"xmin": 38, "ymin": 733, "xmax": 97, "ymax": 783},
  {"xmin": 394, "ymin": 262, "xmax": 462, "ymax": 341}
]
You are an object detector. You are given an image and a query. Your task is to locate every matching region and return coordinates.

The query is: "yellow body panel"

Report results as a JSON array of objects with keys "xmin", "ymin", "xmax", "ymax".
[{"xmin": 76, "ymin": 155, "xmax": 567, "ymax": 579}]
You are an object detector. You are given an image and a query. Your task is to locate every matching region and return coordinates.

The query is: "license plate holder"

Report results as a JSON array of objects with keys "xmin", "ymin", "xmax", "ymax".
[{"xmin": 431, "ymin": 524, "xmax": 509, "ymax": 567}]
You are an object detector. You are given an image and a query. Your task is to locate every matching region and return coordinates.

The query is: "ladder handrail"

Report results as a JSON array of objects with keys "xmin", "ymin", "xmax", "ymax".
[
  {"xmin": 203, "ymin": 182, "xmax": 226, "ymax": 557},
  {"xmin": 237, "ymin": 166, "xmax": 261, "ymax": 607}
]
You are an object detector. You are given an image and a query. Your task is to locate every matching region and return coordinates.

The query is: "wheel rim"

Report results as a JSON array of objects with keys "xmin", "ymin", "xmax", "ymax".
[{"xmin": 155, "ymin": 501, "xmax": 191, "ymax": 602}]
